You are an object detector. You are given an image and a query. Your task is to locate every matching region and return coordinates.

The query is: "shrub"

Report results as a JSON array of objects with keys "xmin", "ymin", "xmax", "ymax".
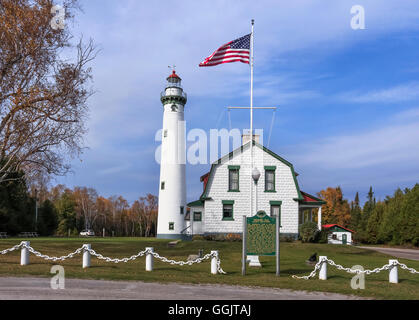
[
  {"xmin": 279, "ymin": 235, "xmax": 295, "ymax": 242},
  {"xmin": 315, "ymin": 229, "xmax": 330, "ymax": 244},
  {"xmin": 225, "ymin": 233, "xmax": 242, "ymax": 242},
  {"xmin": 192, "ymin": 235, "xmax": 205, "ymax": 241},
  {"xmin": 299, "ymin": 222, "xmax": 319, "ymax": 243}
]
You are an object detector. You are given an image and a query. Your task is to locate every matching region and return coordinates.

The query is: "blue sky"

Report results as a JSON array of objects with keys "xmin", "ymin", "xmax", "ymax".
[{"xmin": 56, "ymin": 0, "xmax": 419, "ymax": 205}]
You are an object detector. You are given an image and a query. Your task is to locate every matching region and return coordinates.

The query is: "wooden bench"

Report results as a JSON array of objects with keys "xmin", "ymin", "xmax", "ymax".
[
  {"xmin": 18, "ymin": 232, "xmax": 39, "ymax": 238},
  {"xmin": 0, "ymin": 232, "xmax": 8, "ymax": 239}
]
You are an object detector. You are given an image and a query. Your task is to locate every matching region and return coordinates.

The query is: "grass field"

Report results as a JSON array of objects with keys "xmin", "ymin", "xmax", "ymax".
[{"xmin": 0, "ymin": 238, "xmax": 418, "ymax": 300}]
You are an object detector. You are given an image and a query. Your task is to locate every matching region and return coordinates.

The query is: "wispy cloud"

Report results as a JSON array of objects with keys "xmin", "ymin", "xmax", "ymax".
[
  {"xmin": 338, "ymin": 82, "xmax": 419, "ymax": 103},
  {"xmin": 290, "ymin": 108, "xmax": 419, "ymax": 170}
]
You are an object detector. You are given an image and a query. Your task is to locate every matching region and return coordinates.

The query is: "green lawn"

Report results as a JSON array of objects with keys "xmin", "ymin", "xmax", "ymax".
[{"xmin": 1, "ymin": 238, "xmax": 418, "ymax": 300}]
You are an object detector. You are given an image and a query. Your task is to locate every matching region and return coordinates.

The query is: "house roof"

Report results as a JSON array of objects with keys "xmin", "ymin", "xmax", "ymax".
[
  {"xmin": 187, "ymin": 199, "xmax": 204, "ymax": 207},
  {"xmin": 299, "ymin": 191, "xmax": 326, "ymax": 205},
  {"xmin": 198, "ymin": 140, "xmax": 304, "ymax": 201},
  {"xmin": 322, "ymin": 224, "xmax": 355, "ymax": 233}
]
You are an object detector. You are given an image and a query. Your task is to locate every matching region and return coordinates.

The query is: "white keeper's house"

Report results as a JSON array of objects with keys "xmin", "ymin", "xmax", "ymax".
[
  {"xmin": 156, "ymin": 70, "xmax": 325, "ymax": 240},
  {"xmin": 186, "ymin": 135, "xmax": 326, "ymax": 239}
]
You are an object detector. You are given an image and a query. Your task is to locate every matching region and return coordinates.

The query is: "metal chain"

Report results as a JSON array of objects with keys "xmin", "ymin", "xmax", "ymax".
[
  {"xmin": 397, "ymin": 262, "xmax": 419, "ymax": 274},
  {"xmin": 0, "ymin": 243, "xmax": 23, "ymax": 255},
  {"xmin": 150, "ymin": 251, "xmax": 227, "ymax": 274},
  {"xmin": 86, "ymin": 247, "xmax": 149, "ymax": 264},
  {"xmin": 213, "ymin": 251, "xmax": 227, "ymax": 274},
  {"xmin": 293, "ymin": 258, "xmax": 419, "ymax": 279},
  {"xmin": 1, "ymin": 242, "xmax": 228, "ymax": 274},
  {"xmin": 22, "ymin": 243, "xmax": 84, "ymax": 262},
  {"xmin": 292, "ymin": 259, "xmax": 325, "ymax": 280}
]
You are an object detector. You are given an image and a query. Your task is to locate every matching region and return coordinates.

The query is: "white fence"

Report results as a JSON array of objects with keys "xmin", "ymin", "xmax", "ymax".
[
  {"xmin": 292, "ymin": 255, "xmax": 419, "ymax": 283},
  {"xmin": 1, "ymin": 241, "xmax": 226, "ymax": 274}
]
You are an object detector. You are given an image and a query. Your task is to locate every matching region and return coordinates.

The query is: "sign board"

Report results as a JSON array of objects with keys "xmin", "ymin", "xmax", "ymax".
[{"xmin": 246, "ymin": 211, "xmax": 276, "ymax": 256}]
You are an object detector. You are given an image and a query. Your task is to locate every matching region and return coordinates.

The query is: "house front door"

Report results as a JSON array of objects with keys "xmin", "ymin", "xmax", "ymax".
[{"xmin": 342, "ymin": 233, "xmax": 347, "ymax": 245}]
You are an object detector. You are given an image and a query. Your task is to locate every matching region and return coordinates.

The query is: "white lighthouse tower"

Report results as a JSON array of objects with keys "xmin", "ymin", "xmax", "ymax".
[{"xmin": 157, "ymin": 70, "xmax": 188, "ymax": 239}]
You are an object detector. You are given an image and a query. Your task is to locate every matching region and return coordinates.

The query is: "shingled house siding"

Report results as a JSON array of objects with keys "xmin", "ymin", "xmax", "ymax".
[{"xmin": 203, "ymin": 146, "xmax": 299, "ymax": 236}]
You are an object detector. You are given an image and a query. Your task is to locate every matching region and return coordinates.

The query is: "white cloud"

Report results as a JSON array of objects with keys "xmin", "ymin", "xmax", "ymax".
[
  {"xmin": 290, "ymin": 108, "xmax": 419, "ymax": 169},
  {"xmin": 339, "ymin": 82, "xmax": 419, "ymax": 104}
]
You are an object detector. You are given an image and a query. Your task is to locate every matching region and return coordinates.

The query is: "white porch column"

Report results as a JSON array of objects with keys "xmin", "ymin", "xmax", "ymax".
[
  {"xmin": 318, "ymin": 207, "xmax": 322, "ymax": 231},
  {"xmin": 309, "ymin": 209, "xmax": 313, "ymax": 222}
]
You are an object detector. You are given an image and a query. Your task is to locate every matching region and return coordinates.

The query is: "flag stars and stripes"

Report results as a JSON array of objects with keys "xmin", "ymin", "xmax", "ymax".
[{"xmin": 199, "ymin": 34, "xmax": 251, "ymax": 67}]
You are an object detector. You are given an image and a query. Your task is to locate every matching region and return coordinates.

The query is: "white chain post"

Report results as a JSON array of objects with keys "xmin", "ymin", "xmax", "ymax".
[
  {"xmin": 211, "ymin": 251, "xmax": 218, "ymax": 275},
  {"xmin": 389, "ymin": 259, "xmax": 398, "ymax": 284},
  {"xmin": 83, "ymin": 244, "xmax": 91, "ymax": 268},
  {"xmin": 319, "ymin": 256, "xmax": 327, "ymax": 280},
  {"xmin": 146, "ymin": 247, "xmax": 154, "ymax": 272},
  {"xmin": 20, "ymin": 241, "xmax": 30, "ymax": 266}
]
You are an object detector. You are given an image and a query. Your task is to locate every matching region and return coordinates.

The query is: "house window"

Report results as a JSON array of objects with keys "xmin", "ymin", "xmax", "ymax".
[
  {"xmin": 332, "ymin": 234, "xmax": 337, "ymax": 240},
  {"xmin": 270, "ymin": 205, "xmax": 281, "ymax": 218},
  {"xmin": 180, "ymin": 206, "xmax": 184, "ymax": 215},
  {"xmin": 161, "ymin": 182, "xmax": 165, "ymax": 190},
  {"xmin": 222, "ymin": 200, "xmax": 234, "ymax": 221},
  {"xmin": 265, "ymin": 166, "xmax": 276, "ymax": 192},
  {"xmin": 228, "ymin": 166, "xmax": 240, "ymax": 192},
  {"xmin": 193, "ymin": 212, "xmax": 202, "ymax": 222},
  {"xmin": 169, "ymin": 222, "xmax": 174, "ymax": 230}
]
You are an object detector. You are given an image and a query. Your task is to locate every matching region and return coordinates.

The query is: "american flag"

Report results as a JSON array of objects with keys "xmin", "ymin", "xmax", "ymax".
[{"xmin": 199, "ymin": 34, "xmax": 251, "ymax": 67}]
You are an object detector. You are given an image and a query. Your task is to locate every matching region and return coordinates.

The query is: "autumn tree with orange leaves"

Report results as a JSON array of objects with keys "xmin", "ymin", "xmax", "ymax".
[
  {"xmin": 318, "ymin": 186, "xmax": 351, "ymax": 227},
  {"xmin": 0, "ymin": 0, "xmax": 97, "ymax": 183}
]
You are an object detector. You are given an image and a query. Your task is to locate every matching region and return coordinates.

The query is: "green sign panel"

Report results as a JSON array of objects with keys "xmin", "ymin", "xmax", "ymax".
[{"xmin": 246, "ymin": 211, "xmax": 277, "ymax": 256}]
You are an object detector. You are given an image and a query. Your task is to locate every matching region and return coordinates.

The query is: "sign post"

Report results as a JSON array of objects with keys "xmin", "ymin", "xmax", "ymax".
[
  {"xmin": 276, "ymin": 212, "xmax": 280, "ymax": 276},
  {"xmin": 242, "ymin": 215, "xmax": 247, "ymax": 276},
  {"xmin": 243, "ymin": 211, "xmax": 280, "ymax": 275},
  {"xmin": 246, "ymin": 211, "xmax": 276, "ymax": 256}
]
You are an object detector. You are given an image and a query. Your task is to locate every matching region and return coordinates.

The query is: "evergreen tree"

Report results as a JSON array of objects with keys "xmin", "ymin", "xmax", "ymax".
[
  {"xmin": 55, "ymin": 192, "xmax": 77, "ymax": 236},
  {"xmin": 349, "ymin": 192, "xmax": 362, "ymax": 231},
  {"xmin": 367, "ymin": 201, "xmax": 385, "ymax": 244},
  {"xmin": 37, "ymin": 200, "xmax": 58, "ymax": 236},
  {"xmin": 0, "ymin": 167, "xmax": 33, "ymax": 235}
]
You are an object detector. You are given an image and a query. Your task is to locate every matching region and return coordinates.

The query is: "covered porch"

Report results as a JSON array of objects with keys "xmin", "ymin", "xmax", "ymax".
[{"xmin": 297, "ymin": 191, "xmax": 326, "ymax": 231}]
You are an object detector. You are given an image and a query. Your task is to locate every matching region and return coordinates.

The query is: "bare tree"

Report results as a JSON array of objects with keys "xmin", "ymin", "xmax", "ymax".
[
  {"xmin": 0, "ymin": 0, "xmax": 97, "ymax": 183},
  {"xmin": 73, "ymin": 187, "xmax": 98, "ymax": 230},
  {"xmin": 138, "ymin": 194, "xmax": 158, "ymax": 237}
]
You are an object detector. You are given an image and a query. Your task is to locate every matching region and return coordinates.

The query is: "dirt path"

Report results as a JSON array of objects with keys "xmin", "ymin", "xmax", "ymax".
[
  {"xmin": 0, "ymin": 277, "xmax": 365, "ymax": 300},
  {"xmin": 357, "ymin": 246, "xmax": 419, "ymax": 261}
]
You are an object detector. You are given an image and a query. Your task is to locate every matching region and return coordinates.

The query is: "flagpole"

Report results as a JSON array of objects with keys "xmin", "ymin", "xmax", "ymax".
[{"xmin": 250, "ymin": 19, "xmax": 254, "ymax": 218}]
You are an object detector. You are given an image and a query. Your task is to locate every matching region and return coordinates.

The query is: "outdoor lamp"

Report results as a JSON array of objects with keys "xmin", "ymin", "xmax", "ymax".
[{"xmin": 252, "ymin": 167, "xmax": 261, "ymax": 184}]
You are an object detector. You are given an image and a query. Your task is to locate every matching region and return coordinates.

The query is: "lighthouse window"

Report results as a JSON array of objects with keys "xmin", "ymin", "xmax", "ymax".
[
  {"xmin": 163, "ymin": 130, "xmax": 168, "ymax": 138},
  {"xmin": 180, "ymin": 206, "xmax": 184, "ymax": 215},
  {"xmin": 161, "ymin": 182, "xmax": 165, "ymax": 190},
  {"xmin": 169, "ymin": 222, "xmax": 174, "ymax": 231}
]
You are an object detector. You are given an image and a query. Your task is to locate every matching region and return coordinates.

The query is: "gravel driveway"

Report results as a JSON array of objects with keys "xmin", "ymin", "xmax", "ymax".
[{"xmin": 357, "ymin": 246, "xmax": 419, "ymax": 261}]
